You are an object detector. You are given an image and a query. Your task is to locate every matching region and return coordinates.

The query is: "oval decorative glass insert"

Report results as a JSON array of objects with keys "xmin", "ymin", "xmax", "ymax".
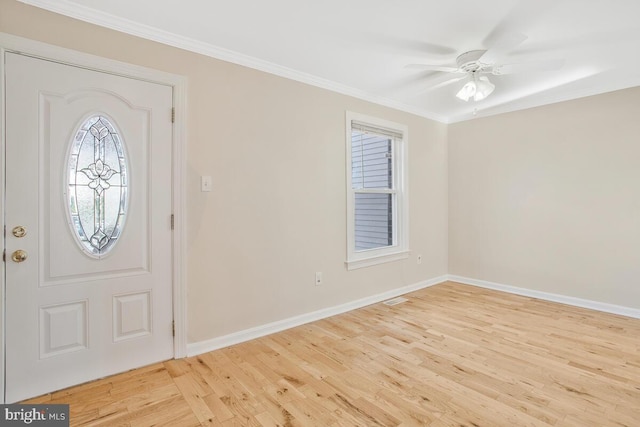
[{"xmin": 67, "ymin": 115, "xmax": 128, "ymax": 258}]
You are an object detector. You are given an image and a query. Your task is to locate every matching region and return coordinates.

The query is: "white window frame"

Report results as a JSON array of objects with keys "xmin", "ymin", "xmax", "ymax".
[{"xmin": 345, "ymin": 111, "xmax": 409, "ymax": 270}]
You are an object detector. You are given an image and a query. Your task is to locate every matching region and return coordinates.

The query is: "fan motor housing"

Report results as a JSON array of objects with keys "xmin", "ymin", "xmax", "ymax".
[{"xmin": 456, "ymin": 50, "xmax": 488, "ymax": 72}]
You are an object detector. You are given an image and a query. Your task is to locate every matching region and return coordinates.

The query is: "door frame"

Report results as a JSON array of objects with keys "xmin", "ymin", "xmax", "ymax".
[{"xmin": 0, "ymin": 33, "xmax": 188, "ymax": 403}]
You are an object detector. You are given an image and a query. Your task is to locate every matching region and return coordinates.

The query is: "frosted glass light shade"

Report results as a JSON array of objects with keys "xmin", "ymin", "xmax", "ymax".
[
  {"xmin": 474, "ymin": 76, "xmax": 495, "ymax": 101},
  {"xmin": 456, "ymin": 80, "xmax": 476, "ymax": 101},
  {"xmin": 456, "ymin": 74, "xmax": 495, "ymax": 102}
]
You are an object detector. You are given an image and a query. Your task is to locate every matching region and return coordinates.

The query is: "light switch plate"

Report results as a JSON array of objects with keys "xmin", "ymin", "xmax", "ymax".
[{"xmin": 201, "ymin": 175, "xmax": 212, "ymax": 192}]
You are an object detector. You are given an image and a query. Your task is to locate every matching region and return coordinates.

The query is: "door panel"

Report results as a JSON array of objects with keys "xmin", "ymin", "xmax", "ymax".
[
  {"xmin": 39, "ymin": 300, "xmax": 88, "ymax": 359},
  {"xmin": 5, "ymin": 52, "xmax": 174, "ymax": 402},
  {"xmin": 44, "ymin": 91, "xmax": 150, "ymax": 282}
]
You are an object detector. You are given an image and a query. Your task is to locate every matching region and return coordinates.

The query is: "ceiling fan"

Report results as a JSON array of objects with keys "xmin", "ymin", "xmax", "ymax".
[
  {"xmin": 405, "ymin": 0, "xmax": 565, "ymax": 102},
  {"xmin": 408, "ymin": 49, "xmax": 503, "ymax": 101},
  {"xmin": 407, "ymin": 41, "xmax": 564, "ymax": 102}
]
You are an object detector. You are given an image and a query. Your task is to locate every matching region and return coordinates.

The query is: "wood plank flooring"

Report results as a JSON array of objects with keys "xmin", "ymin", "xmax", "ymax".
[{"xmin": 26, "ymin": 281, "xmax": 640, "ymax": 426}]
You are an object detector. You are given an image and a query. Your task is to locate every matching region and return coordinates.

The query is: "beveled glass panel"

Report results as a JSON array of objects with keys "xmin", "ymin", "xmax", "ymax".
[{"xmin": 67, "ymin": 115, "xmax": 129, "ymax": 258}]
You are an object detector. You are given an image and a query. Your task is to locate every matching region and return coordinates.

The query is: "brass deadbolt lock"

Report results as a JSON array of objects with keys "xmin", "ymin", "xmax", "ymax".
[{"xmin": 12, "ymin": 226, "xmax": 27, "ymax": 238}]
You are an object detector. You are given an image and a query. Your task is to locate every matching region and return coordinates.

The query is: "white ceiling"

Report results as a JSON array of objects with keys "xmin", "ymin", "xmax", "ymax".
[{"xmin": 20, "ymin": 0, "xmax": 640, "ymax": 123}]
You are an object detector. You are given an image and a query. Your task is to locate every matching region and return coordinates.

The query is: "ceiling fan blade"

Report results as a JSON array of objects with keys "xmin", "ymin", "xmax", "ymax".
[
  {"xmin": 480, "ymin": 0, "xmax": 561, "ymax": 63},
  {"xmin": 405, "ymin": 64, "xmax": 461, "ymax": 73},
  {"xmin": 480, "ymin": 32, "xmax": 528, "ymax": 64},
  {"xmin": 428, "ymin": 75, "xmax": 468, "ymax": 91},
  {"xmin": 493, "ymin": 58, "xmax": 565, "ymax": 75},
  {"xmin": 356, "ymin": 32, "xmax": 457, "ymax": 57},
  {"xmin": 513, "ymin": 28, "xmax": 640, "ymax": 56},
  {"xmin": 409, "ymin": 74, "xmax": 468, "ymax": 98}
]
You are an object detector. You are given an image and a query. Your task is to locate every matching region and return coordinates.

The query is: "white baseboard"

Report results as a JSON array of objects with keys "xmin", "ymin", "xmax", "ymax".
[
  {"xmin": 187, "ymin": 275, "xmax": 448, "ymax": 357},
  {"xmin": 448, "ymin": 275, "xmax": 640, "ymax": 319},
  {"xmin": 187, "ymin": 274, "xmax": 639, "ymax": 357}
]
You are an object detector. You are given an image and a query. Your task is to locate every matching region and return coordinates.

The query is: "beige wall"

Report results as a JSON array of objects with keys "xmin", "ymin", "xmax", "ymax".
[
  {"xmin": 449, "ymin": 88, "xmax": 640, "ymax": 308},
  {"xmin": 0, "ymin": 0, "xmax": 449, "ymax": 343}
]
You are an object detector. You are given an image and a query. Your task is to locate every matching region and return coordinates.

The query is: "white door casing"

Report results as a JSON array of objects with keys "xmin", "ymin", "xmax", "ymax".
[{"xmin": 4, "ymin": 51, "xmax": 178, "ymax": 402}]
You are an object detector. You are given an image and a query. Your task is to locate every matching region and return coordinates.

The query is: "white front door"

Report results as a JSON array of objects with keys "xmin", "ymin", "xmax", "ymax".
[{"xmin": 4, "ymin": 52, "xmax": 174, "ymax": 402}]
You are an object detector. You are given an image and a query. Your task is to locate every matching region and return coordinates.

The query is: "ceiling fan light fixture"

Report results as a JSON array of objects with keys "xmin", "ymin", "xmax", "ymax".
[
  {"xmin": 474, "ymin": 76, "xmax": 495, "ymax": 101},
  {"xmin": 455, "ymin": 79, "xmax": 476, "ymax": 102},
  {"xmin": 455, "ymin": 73, "xmax": 495, "ymax": 102}
]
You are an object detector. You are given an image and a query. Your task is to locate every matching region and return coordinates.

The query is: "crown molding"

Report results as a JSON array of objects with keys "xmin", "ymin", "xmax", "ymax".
[
  {"xmin": 448, "ymin": 74, "xmax": 640, "ymax": 123},
  {"xmin": 17, "ymin": 0, "xmax": 449, "ymax": 124}
]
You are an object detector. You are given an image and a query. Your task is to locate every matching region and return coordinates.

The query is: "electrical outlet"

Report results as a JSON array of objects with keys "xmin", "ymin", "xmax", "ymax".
[
  {"xmin": 417, "ymin": 254, "xmax": 423, "ymax": 265},
  {"xmin": 315, "ymin": 272, "xmax": 323, "ymax": 286}
]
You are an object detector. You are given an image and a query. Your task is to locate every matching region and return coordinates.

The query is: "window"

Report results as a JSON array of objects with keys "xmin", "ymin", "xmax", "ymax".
[
  {"xmin": 67, "ymin": 115, "xmax": 128, "ymax": 258},
  {"xmin": 346, "ymin": 112, "xmax": 408, "ymax": 270}
]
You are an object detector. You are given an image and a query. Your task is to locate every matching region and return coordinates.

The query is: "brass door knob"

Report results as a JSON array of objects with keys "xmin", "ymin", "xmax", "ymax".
[
  {"xmin": 12, "ymin": 226, "xmax": 27, "ymax": 238},
  {"xmin": 11, "ymin": 250, "xmax": 28, "ymax": 263}
]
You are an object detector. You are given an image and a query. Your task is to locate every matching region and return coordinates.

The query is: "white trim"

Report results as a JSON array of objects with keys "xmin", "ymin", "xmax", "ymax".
[
  {"xmin": 0, "ymin": 46, "xmax": 7, "ymax": 404},
  {"xmin": 171, "ymin": 67, "xmax": 189, "ymax": 359},
  {"xmin": 0, "ymin": 33, "xmax": 182, "ymax": 86},
  {"xmin": 16, "ymin": 0, "xmax": 448, "ymax": 124},
  {"xmin": 449, "ymin": 76, "xmax": 640, "ymax": 124},
  {"xmin": 345, "ymin": 250, "xmax": 410, "ymax": 271},
  {"xmin": 187, "ymin": 275, "xmax": 448, "ymax": 356},
  {"xmin": 345, "ymin": 111, "xmax": 409, "ymax": 269},
  {"xmin": 16, "ymin": 1, "xmax": 640, "ymax": 125},
  {"xmin": 188, "ymin": 273, "xmax": 640, "ymax": 357},
  {"xmin": 448, "ymin": 275, "xmax": 640, "ymax": 319},
  {"xmin": 0, "ymin": 33, "xmax": 188, "ymax": 371}
]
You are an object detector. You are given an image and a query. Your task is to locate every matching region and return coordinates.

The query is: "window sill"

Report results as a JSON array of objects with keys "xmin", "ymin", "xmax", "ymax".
[{"xmin": 345, "ymin": 250, "xmax": 410, "ymax": 271}]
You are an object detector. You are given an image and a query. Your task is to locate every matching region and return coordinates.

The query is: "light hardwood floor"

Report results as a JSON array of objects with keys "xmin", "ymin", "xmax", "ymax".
[{"xmin": 26, "ymin": 281, "xmax": 640, "ymax": 426}]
